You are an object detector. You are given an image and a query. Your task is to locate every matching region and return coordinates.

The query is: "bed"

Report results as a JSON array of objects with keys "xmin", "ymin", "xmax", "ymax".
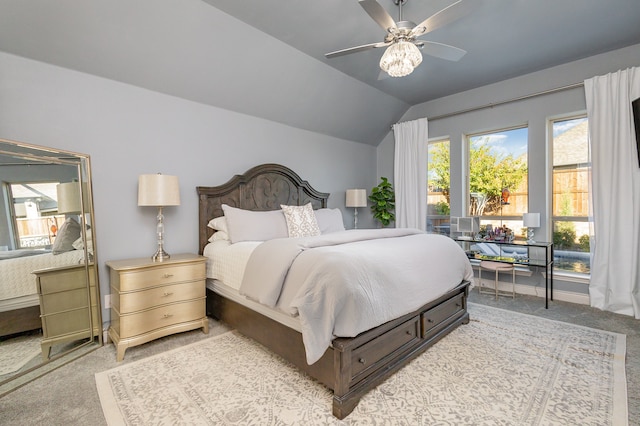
[
  {"xmin": 0, "ymin": 239, "xmax": 86, "ymax": 337},
  {"xmin": 198, "ymin": 163, "xmax": 473, "ymax": 419}
]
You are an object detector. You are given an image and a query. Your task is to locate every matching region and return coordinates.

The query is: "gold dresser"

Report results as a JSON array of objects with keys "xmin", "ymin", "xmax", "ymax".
[
  {"xmin": 106, "ymin": 253, "xmax": 208, "ymax": 361},
  {"xmin": 33, "ymin": 264, "xmax": 100, "ymax": 361}
]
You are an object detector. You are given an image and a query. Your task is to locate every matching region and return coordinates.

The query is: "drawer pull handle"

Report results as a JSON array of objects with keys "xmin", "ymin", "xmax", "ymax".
[
  {"xmin": 456, "ymin": 303, "xmax": 462, "ymax": 307},
  {"xmin": 162, "ymin": 292, "xmax": 174, "ymax": 297},
  {"xmin": 163, "ymin": 273, "xmax": 174, "ymax": 278},
  {"xmin": 162, "ymin": 314, "xmax": 173, "ymax": 319},
  {"xmin": 427, "ymin": 318, "xmax": 434, "ymax": 323},
  {"xmin": 406, "ymin": 330, "xmax": 413, "ymax": 335},
  {"xmin": 358, "ymin": 358, "xmax": 366, "ymax": 364}
]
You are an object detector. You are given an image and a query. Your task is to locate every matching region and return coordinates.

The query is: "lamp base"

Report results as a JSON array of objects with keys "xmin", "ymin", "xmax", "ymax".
[
  {"xmin": 152, "ymin": 248, "xmax": 170, "ymax": 262},
  {"xmin": 152, "ymin": 206, "xmax": 170, "ymax": 262},
  {"xmin": 526, "ymin": 228, "xmax": 536, "ymax": 243}
]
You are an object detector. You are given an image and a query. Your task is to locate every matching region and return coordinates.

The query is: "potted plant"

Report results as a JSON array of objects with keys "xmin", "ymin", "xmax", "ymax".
[{"xmin": 369, "ymin": 177, "xmax": 395, "ymax": 227}]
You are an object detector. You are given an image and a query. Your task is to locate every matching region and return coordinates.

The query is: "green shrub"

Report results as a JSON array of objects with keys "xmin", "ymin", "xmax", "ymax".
[
  {"xmin": 578, "ymin": 234, "xmax": 590, "ymax": 251},
  {"xmin": 553, "ymin": 223, "xmax": 576, "ymax": 250}
]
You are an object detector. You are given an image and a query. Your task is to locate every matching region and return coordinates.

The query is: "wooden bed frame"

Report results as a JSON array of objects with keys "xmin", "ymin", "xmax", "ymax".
[
  {"xmin": 197, "ymin": 163, "xmax": 471, "ymax": 419},
  {"xmin": 0, "ymin": 305, "xmax": 41, "ymax": 337}
]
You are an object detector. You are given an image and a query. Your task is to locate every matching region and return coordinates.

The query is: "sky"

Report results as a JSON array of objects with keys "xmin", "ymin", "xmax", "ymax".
[{"xmin": 469, "ymin": 127, "xmax": 528, "ymax": 159}]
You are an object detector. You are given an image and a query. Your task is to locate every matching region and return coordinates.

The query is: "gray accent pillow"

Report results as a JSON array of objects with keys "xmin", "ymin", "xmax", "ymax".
[
  {"xmin": 52, "ymin": 217, "xmax": 81, "ymax": 254},
  {"xmin": 221, "ymin": 204, "xmax": 289, "ymax": 244},
  {"xmin": 314, "ymin": 208, "xmax": 346, "ymax": 234}
]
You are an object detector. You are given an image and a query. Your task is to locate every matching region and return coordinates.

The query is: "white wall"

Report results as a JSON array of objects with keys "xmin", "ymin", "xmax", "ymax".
[{"xmin": 0, "ymin": 52, "xmax": 378, "ymax": 326}]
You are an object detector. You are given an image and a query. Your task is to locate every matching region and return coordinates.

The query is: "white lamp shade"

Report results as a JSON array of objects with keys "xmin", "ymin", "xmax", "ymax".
[
  {"xmin": 346, "ymin": 189, "xmax": 367, "ymax": 208},
  {"xmin": 56, "ymin": 181, "xmax": 83, "ymax": 214},
  {"xmin": 523, "ymin": 212, "xmax": 541, "ymax": 227},
  {"xmin": 138, "ymin": 174, "xmax": 181, "ymax": 206}
]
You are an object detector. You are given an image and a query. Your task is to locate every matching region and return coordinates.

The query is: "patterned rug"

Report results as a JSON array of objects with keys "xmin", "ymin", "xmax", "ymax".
[
  {"xmin": 0, "ymin": 333, "xmax": 41, "ymax": 376},
  {"xmin": 95, "ymin": 304, "xmax": 628, "ymax": 425}
]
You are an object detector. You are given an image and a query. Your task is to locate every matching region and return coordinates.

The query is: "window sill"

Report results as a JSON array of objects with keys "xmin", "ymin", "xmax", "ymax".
[{"xmin": 544, "ymin": 270, "xmax": 590, "ymax": 285}]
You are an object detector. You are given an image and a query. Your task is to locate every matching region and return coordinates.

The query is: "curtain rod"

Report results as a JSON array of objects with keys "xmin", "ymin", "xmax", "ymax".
[{"xmin": 393, "ymin": 81, "xmax": 584, "ymax": 128}]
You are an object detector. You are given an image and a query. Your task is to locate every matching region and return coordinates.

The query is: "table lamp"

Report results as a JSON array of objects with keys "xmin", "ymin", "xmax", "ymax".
[
  {"xmin": 56, "ymin": 181, "xmax": 83, "ymax": 214},
  {"xmin": 346, "ymin": 189, "xmax": 367, "ymax": 229},
  {"xmin": 138, "ymin": 173, "xmax": 180, "ymax": 262},
  {"xmin": 523, "ymin": 212, "xmax": 540, "ymax": 243}
]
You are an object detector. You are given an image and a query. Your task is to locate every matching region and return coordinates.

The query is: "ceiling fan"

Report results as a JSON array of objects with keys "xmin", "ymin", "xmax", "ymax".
[{"xmin": 325, "ymin": 0, "xmax": 471, "ymax": 77}]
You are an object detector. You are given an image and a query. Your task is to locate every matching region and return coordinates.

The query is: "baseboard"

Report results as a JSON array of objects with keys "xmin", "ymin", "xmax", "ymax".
[{"xmin": 478, "ymin": 280, "xmax": 590, "ymax": 305}]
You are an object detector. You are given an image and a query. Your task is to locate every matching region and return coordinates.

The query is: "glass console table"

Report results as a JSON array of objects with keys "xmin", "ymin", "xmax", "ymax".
[{"xmin": 455, "ymin": 238, "xmax": 554, "ymax": 308}]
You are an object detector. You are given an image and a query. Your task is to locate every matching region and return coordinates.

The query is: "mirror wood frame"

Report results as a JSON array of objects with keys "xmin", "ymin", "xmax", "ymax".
[{"xmin": 0, "ymin": 138, "xmax": 102, "ymax": 396}]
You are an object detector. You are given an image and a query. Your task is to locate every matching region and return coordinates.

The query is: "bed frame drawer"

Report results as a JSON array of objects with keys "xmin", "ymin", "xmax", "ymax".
[
  {"xmin": 421, "ymin": 293, "xmax": 465, "ymax": 337},
  {"xmin": 350, "ymin": 316, "xmax": 420, "ymax": 381}
]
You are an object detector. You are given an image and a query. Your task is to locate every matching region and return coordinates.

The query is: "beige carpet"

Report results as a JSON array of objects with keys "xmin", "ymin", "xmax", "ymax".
[
  {"xmin": 0, "ymin": 333, "xmax": 41, "ymax": 376},
  {"xmin": 95, "ymin": 303, "xmax": 628, "ymax": 425}
]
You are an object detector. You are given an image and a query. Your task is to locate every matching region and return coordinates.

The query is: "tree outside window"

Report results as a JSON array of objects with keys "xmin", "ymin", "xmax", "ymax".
[
  {"xmin": 467, "ymin": 128, "xmax": 528, "ymax": 221},
  {"xmin": 427, "ymin": 139, "xmax": 450, "ymax": 235}
]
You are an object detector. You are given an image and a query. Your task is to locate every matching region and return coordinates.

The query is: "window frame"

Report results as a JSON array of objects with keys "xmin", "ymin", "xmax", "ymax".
[
  {"xmin": 465, "ymin": 124, "xmax": 529, "ymax": 233},
  {"xmin": 426, "ymin": 137, "xmax": 451, "ymax": 235},
  {"xmin": 548, "ymin": 112, "xmax": 591, "ymax": 276}
]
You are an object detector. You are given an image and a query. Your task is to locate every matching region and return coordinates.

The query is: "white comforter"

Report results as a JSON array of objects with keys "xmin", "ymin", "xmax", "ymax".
[
  {"xmin": 240, "ymin": 229, "xmax": 474, "ymax": 364},
  {"xmin": 0, "ymin": 250, "xmax": 85, "ymax": 302}
]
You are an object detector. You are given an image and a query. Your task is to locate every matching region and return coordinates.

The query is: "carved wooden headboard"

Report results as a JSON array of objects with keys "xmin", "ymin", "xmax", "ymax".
[{"xmin": 197, "ymin": 163, "xmax": 330, "ymax": 254}]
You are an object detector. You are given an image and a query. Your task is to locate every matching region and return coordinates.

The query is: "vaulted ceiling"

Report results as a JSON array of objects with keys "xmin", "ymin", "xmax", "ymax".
[{"xmin": 1, "ymin": 0, "xmax": 639, "ymax": 146}]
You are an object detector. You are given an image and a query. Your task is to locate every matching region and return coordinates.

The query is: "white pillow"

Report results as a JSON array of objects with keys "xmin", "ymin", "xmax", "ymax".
[
  {"xmin": 208, "ymin": 231, "xmax": 230, "ymax": 242},
  {"xmin": 281, "ymin": 203, "xmax": 321, "ymax": 238},
  {"xmin": 207, "ymin": 216, "xmax": 228, "ymax": 233},
  {"xmin": 221, "ymin": 204, "xmax": 289, "ymax": 243},
  {"xmin": 314, "ymin": 208, "xmax": 346, "ymax": 234}
]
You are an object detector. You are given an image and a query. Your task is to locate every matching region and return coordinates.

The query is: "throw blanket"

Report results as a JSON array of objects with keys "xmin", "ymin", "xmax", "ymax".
[{"xmin": 240, "ymin": 229, "xmax": 474, "ymax": 364}]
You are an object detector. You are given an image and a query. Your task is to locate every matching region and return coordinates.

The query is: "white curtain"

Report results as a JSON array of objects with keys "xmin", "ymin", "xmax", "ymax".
[
  {"xmin": 393, "ymin": 118, "xmax": 428, "ymax": 230},
  {"xmin": 584, "ymin": 67, "xmax": 640, "ymax": 318}
]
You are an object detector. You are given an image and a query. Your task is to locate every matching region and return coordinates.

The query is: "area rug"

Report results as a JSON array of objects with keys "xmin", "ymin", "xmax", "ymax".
[
  {"xmin": 96, "ymin": 304, "xmax": 628, "ymax": 425},
  {"xmin": 0, "ymin": 333, "xmax": 41, "ymax": 376}
]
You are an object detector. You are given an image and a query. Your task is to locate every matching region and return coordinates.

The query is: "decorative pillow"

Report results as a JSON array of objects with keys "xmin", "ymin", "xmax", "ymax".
[
  {"xmin": 221, "ymin": 204, "xmax": 289, "ymax": 244},
  {"xmin": 281, "ymin": 203, "xmax": 321, "ymax": 238},
  {"xmin": 208, "ymin": 231, "xmax": 230, "ymax": 242},
  {"xmin": 314, "ymin": 208, "xmax": 346, "ymax": 234},
  {"xmin": 52, "ymin": 217, "xmax": 81, "ymax": 254},
  {"xmin": 207, "ymin": 216, "xmax": 228, "ymax": 233},
  {"xmin": 72, "ymin": 236, "xmax": 83, "ymax": 250}
]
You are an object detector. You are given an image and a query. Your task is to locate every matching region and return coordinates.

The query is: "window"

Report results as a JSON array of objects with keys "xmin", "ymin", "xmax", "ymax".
[
  {"xmin": 7, "ymin": 181, "xmax": 63, "ymax": 249},
  {"xmin": 427, "ymin": 138, "xmax": 450, "ymax": 235},
  {"xmin": 467, "ymin": 126, "xmax": 528, "ymax": 238},
  {"xmin": 551, "ymin": 116, "xmax": 591, "ymax": 274}
]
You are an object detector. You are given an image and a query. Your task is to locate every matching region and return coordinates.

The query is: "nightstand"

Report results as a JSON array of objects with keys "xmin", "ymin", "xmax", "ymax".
[
  {"xmin": 33, "ymin": 264, "xmax": 100, "ymax": 361},
  {"xmin": 106, "ymin": 253, "xmax": 208, "ymax": 361}
]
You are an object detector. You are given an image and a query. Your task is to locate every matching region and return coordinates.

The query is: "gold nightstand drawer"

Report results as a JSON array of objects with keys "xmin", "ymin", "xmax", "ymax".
[
  {"xmin": 40, "ymin": 285, "xmax": 97, "ymax": 315},
  {"xmin": 114, "ymin": 262, "xmax": 205, "ymax": 292},
  {"xmin": 41, "ymin": 307, "xmax": 98, "ymax": 337},
  {"xmin": 37, "ymin": 265, "xmax": 95, "ymax": 294},
  {"xmin": 117, "ymin": 299, "xmax": 205, "ymax": 337},
  {"xmin": 114, "ymin": 280, "xmax": 205, "ymax": 314}
]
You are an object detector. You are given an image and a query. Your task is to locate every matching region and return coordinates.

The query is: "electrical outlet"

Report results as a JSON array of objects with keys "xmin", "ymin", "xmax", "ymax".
[{"xmin": 104, "ymin": 294, "xmax": 112, "ymax": 309}]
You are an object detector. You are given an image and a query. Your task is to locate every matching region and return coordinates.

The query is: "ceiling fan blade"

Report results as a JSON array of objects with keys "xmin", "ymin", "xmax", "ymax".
[
  {"xmin": 410, "ymin": 0, "xmax": 472, "ymax": 37},
  {"xmin": 415, "ymin": 40, "xmax": 467, "ymax": 61},
  {"xmin": 359, "ymin": 0, "xmax": 397, "ymax": 32},
  {"xmin": 325, "ymin": 41, "xmax": 390, "ymax": 58}
]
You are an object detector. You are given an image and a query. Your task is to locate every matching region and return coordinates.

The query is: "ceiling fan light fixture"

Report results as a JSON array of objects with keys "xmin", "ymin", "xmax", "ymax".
[{"xmin": 379, "ymin": 40, "xmax": 422, "ymax": 77}]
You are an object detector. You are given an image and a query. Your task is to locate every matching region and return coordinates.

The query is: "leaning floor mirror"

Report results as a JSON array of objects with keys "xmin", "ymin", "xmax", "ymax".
[{"xmin": 0, "ymin": 138, "xmax": 102, "ymax": 395}]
